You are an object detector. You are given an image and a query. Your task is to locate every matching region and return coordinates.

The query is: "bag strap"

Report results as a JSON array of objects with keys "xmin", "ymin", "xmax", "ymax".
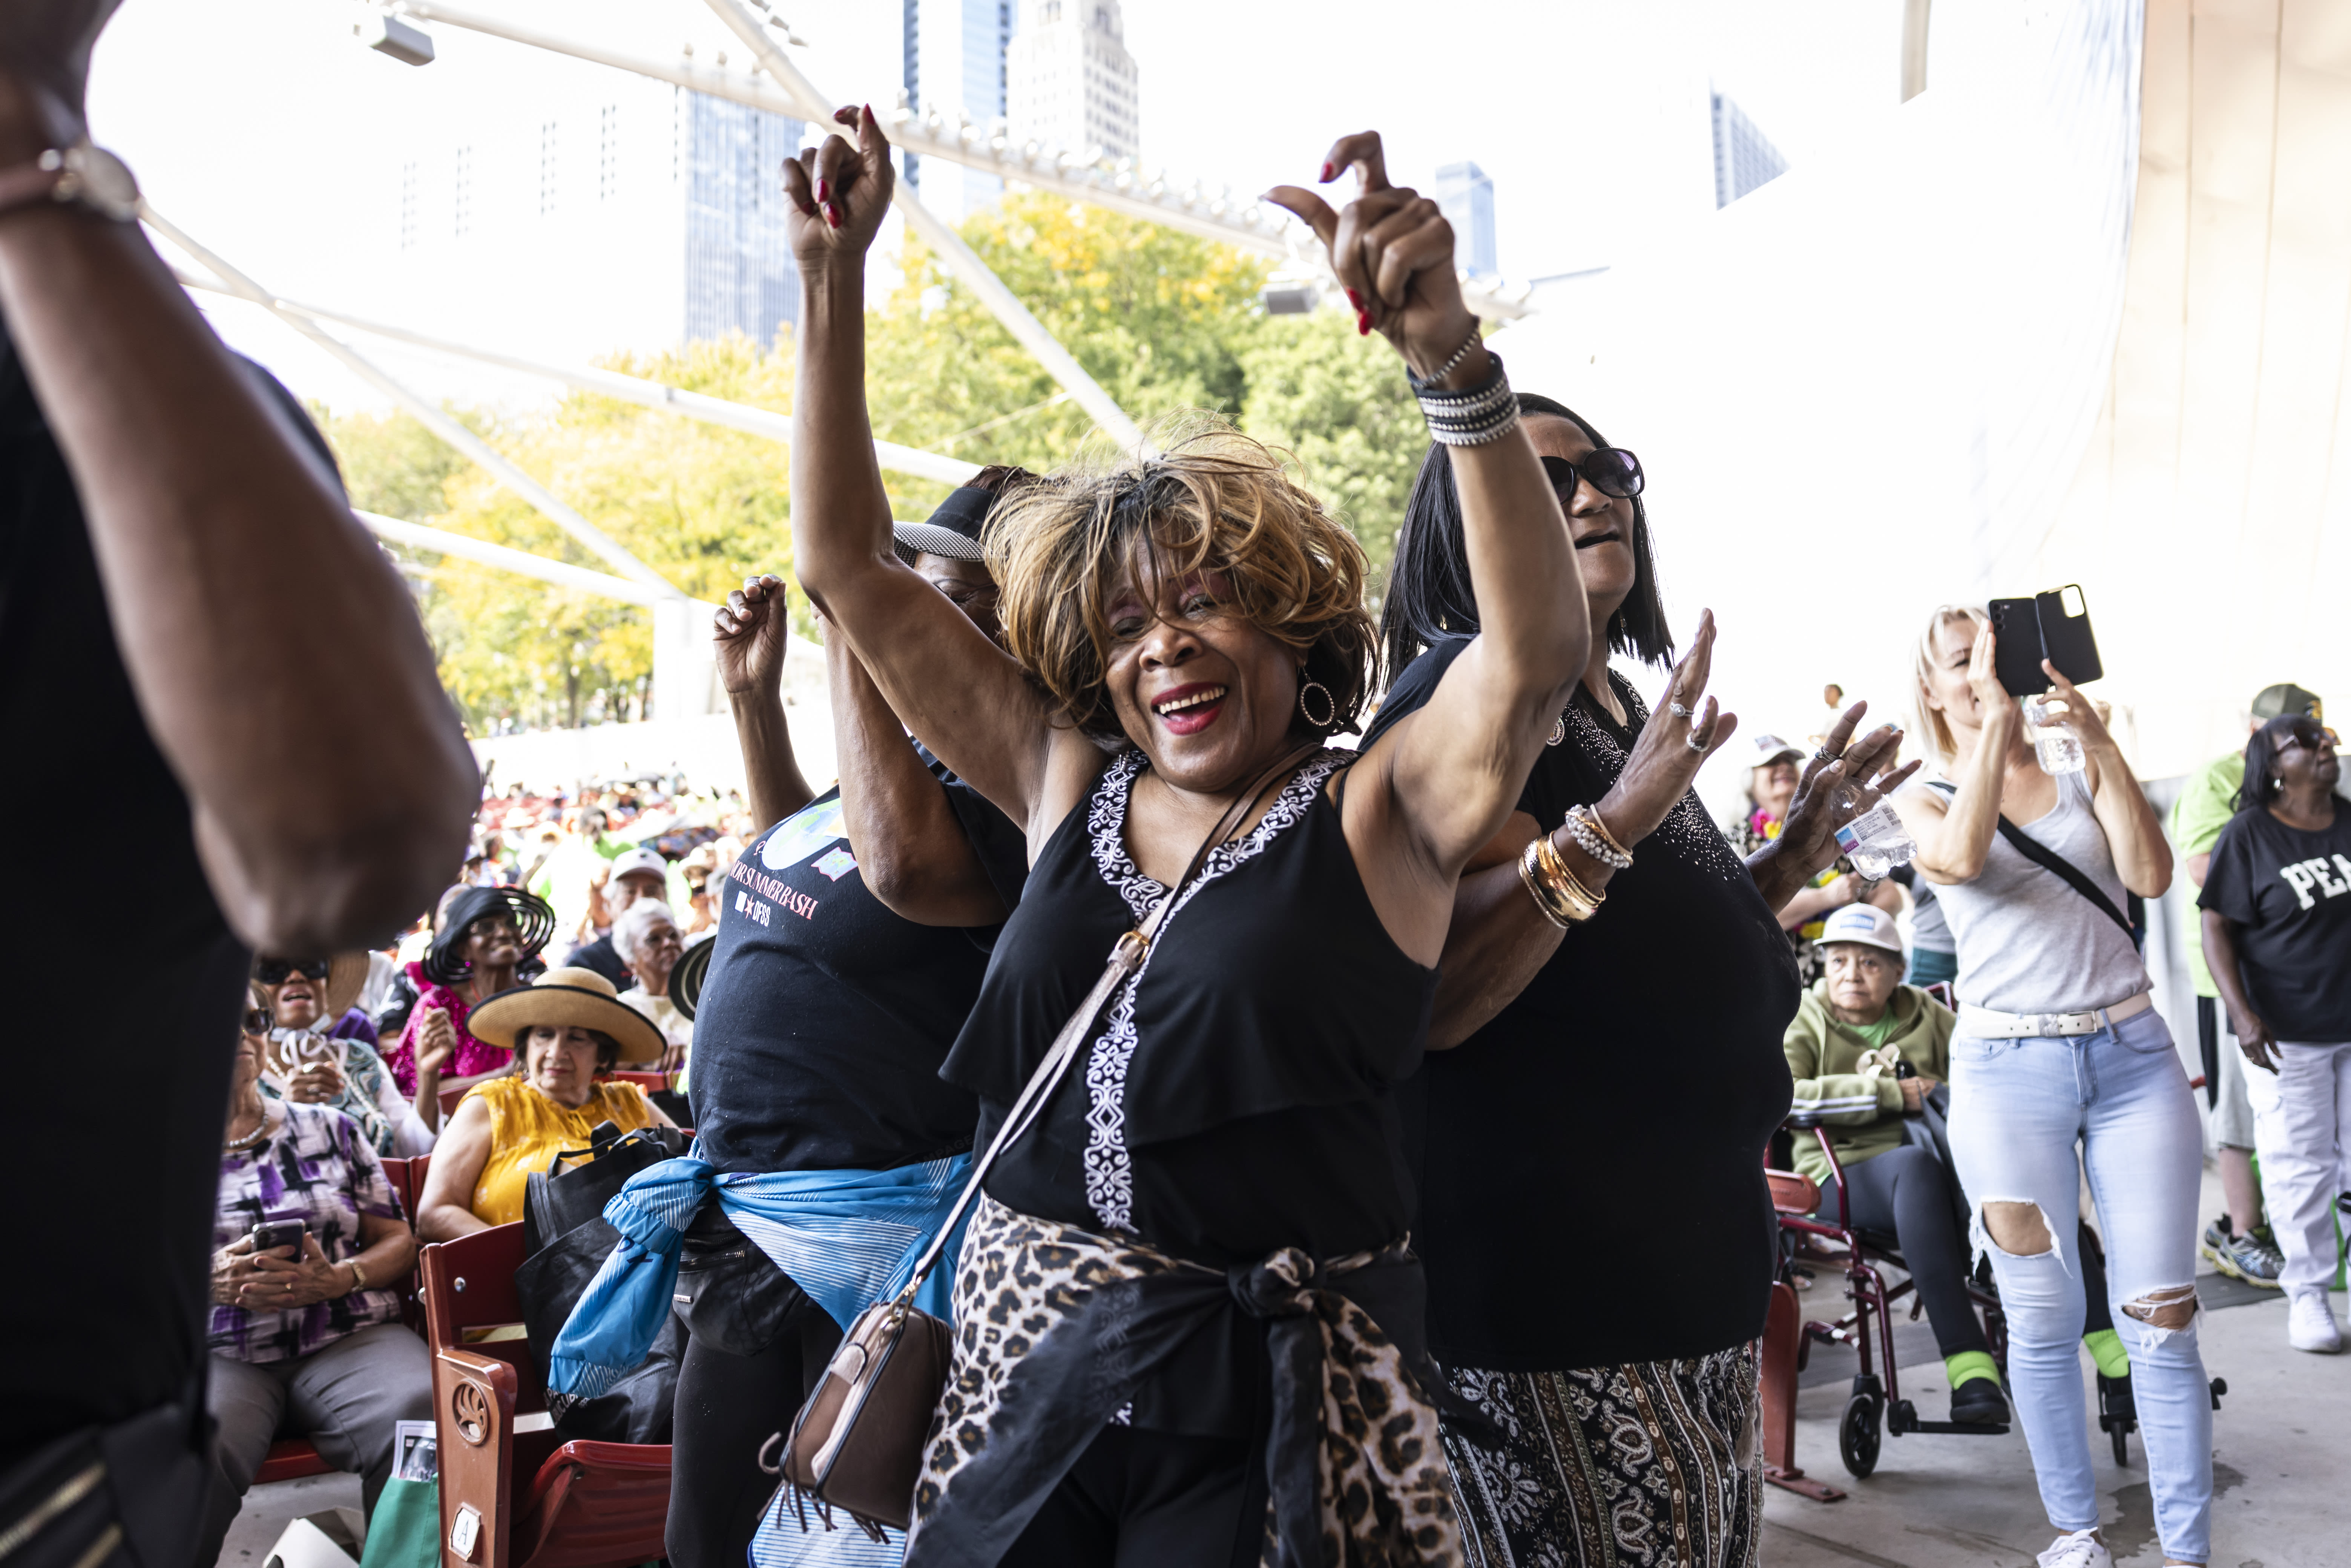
[
  {"xmin": 889, "ymin": 744, "xmax": 1322, "ymax": 1307},
  {"xmin": 1923, "ymin": 778, "xmax": 2135, "ymax": 940}
]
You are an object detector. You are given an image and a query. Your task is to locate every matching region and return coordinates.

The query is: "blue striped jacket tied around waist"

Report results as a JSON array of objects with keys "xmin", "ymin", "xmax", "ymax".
[{"xmin": 547, "ymin": 1148, "xmax": 973, "ymax": 1403}]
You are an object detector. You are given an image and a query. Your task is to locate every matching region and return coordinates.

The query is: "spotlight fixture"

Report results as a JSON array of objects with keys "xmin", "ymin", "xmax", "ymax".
[{"xmin": 354, "ymin": 12, "xmax": 436, "ymax": 66}]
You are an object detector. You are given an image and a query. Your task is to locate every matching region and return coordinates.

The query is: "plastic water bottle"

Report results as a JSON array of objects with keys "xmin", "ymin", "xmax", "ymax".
[
  {"xmin": 1834, "ymin": 802, "xmax": 1919, "ymax": 879},
  {"xmin": 2023, "ymin": 694, "xmax": 2086, "ymax": 776}
]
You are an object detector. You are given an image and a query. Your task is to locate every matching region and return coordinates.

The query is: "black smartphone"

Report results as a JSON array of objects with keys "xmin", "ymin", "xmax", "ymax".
[
  {"xmin": 252, "ymin": 1219, "xmax": 307, "ymax": 1257},
  {"xmin": 1988, "ymin": 598, "xmax": 2046, "ymax": 697},
  {"xmin": 2035, "ymin": 584, "xmax": 2103, "ymax": 687}
]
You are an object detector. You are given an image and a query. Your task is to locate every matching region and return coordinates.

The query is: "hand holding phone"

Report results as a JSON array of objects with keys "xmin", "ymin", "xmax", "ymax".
[
  {"xmin": 1989, "ymin": 586, "xmax": 2103, "ymax": 697},
  {"xmin": 251, "ymin": 1219, "xmax": 307, "ymax": 1258}
]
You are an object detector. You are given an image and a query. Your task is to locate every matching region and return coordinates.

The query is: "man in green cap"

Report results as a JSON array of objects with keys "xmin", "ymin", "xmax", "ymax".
[{"xmin": 2169, "ymin": 682, "xmax": 2323, "ymax": 1286}]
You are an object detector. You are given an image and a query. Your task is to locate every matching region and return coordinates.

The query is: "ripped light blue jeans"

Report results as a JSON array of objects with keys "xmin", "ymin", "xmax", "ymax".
[{"xmin": 1947, "ymin": 1005, "xmax": 2212, "ymax": 1563}]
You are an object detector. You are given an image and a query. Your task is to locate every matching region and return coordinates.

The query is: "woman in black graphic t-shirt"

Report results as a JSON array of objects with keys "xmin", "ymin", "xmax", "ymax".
[
  {"xmin": 1363, "ymin": 392, "xmax": 1914, "ymax": 1568},
  {"xmin": 2201, "ymin": 713, "xmax": 2351, "ymax": 1352},
  {"xmin": 663, "ymin": 479, "xmax": 1033, "ymax": 1568}
]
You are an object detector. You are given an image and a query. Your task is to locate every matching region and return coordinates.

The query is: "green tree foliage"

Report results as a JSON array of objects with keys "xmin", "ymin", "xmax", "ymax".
[{"xmin": 321, "ymin": 195, "xmax": 1434, "ymax": 733}]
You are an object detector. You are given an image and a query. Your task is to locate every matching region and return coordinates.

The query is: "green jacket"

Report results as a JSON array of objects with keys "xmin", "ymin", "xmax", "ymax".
[{"xmin": 1782, "ymin": 979, "xmax": 1957, "ymax": 1185}]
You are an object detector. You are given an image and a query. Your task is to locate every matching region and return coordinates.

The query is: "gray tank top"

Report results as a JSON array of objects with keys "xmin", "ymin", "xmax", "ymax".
[{"xmin": 1930, "ymin": 768, "xmax": 2149, "ymax": 1015}]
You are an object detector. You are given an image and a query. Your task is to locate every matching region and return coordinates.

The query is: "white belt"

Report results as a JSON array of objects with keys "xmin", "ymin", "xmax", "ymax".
[{"xmin": 1959, "ymin": 991, "xmax": 2153, "ymax": 1040}]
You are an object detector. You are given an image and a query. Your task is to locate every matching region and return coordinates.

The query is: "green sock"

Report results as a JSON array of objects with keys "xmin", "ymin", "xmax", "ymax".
[
  {"xmin": 1945, "ymin": 1350, "xmax": 2000, "ymax": 1390},
  {"xmin": 2083, "ymin": 1328, "xmax": 2130, "ymax": 1379}
]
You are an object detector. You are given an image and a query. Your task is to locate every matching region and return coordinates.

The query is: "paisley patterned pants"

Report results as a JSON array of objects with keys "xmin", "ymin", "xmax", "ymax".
[{"xmin": 1439, "ymin": 1345, "xmax": 1762, "ymax": 1568}]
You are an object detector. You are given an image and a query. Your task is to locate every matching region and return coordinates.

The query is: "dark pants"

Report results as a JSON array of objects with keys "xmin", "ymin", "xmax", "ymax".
[
  {"xmin": 999, "ymin": 1425, "xmax": 1264, "ymax": 1568},
  {"xmin": 1822, "ymin": 1145, "xmax": 1989, "ymax": 1360},
  {"xmin": 664, "ymin": 1212, "xmax": 841, "ymax": 1568}
]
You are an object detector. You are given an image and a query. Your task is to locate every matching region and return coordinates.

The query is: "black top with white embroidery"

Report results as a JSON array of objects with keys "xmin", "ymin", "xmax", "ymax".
[
  {"xmin": 1364, "ymin": 638, "xmax": 1800, "ymax": 1370},
  {"xmin": 692, "ymin": 747, "xmax": 1030, "ymax": 1174},
  {"xmin": 2198, "ymin": 802, "xmax": 2351, "ymax": 1039},
  {"xmin": 948, "ymin": 748, "xmax": 1435, "ymax": 1272}
]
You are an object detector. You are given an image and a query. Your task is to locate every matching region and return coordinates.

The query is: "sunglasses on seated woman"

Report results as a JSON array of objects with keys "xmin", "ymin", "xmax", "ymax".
[
  {"xmin": 242, "ymin": 1006, "xmax": 274, "ymax": 1037},
  {"xmin": 1540, "ymin": 449, "xmax": 1644, "ymax": 502},
  {"xmin": 253, "ymin": 958, "xmax": 332, "ymax": 985}
]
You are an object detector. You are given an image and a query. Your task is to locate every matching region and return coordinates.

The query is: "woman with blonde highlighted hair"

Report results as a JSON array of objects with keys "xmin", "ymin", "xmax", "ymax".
[
  {"xmin": 1892, "ymin": 603, "xmax": 2208, "ymax": 1568},
  {"xmin": 785, "ymin": 110, "xmax": 1587, "ymax": 1566}
]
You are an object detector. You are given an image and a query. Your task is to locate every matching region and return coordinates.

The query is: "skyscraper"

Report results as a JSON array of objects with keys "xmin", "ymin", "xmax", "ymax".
[
  {"xmin": 1006, "ymin": 0, "xmax": 1139, "ymax": 162},
  {"xmin": 684, "ymin": 92, "xmax": 804, "ymax": 344},
  {"xmin": 1710, "ymin": 91, "xmax": 1788, "ymax": 208},
  {"xmin": 903, "ymin": 0, "xmax": 1017, "ymax": 219},
  {"xmin": 1433, "ymin": 162, "xmax": 1497, "ymax": 279}
]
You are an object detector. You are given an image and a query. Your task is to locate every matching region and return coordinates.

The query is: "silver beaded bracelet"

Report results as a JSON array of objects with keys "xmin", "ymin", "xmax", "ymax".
[
  {"xmin": 1416, "ymin": 350, "xmax": 1519, "ymax": 447},
  {"xmin": 1561, "ymin": 803, "xmax": 1634, "ymax": 869}
]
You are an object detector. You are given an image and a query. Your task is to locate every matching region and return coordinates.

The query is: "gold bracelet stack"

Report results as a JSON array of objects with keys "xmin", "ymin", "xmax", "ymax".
[{"xmin": 1519, "ymin": 832, "xmax": 1606, "ymax": 928}]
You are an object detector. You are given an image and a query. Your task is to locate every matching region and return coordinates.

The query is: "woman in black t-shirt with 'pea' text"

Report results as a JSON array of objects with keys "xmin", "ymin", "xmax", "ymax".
[{"xmin": 2200, "ymin": 713, "xmax": 2351, "ymax": 1354}]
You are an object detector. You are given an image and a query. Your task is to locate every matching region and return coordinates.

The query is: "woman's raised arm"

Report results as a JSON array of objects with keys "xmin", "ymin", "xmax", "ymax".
[
  {"xmin": 784, "ymin": 108, "xmax": 1060, "ymax": 831},
  {"xmin": 1269, "ymin": 135, "xmax": 1586, "ymax": 887}
]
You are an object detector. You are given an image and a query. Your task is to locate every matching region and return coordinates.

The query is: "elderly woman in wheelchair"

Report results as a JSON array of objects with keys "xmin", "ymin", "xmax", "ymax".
[{"xmin": 1784, "ymin": 905, "xmax": 2011, "ymax": 1427}]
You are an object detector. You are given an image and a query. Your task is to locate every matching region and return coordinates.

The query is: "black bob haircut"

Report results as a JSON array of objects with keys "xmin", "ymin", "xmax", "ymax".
[
  {"xmin": 2237, "ymin": 714, "xmax": 2339, "ymax": 813},
  {"xmin": 1379, "ymin": 393, "xmax": 1672, "ymax": 681}
]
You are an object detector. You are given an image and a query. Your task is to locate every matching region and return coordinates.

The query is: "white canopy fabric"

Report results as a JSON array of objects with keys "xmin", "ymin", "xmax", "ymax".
[{"xmin": 1500, "ymin": 0, "xmax": 2348, "ymax": 797}]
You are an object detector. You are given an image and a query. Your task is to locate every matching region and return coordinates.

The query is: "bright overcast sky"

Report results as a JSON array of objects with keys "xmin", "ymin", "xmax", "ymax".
[{"xmin": 87, "ymin": 0, "xmax": 1902, "ymax": 412}]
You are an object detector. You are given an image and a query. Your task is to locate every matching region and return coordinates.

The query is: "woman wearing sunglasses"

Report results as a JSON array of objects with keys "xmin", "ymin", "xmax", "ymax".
[
  {"xmin": 250, "ymin": 954, "xmax": 437, "ymax": 1155},
  {"xmin": 2201, "ymin": 714, "xmax": 2351, "ymax": 1356},
  {"xmin": 1363, "ymin": 397, "xmax": 1912, "ymax": 1567}
]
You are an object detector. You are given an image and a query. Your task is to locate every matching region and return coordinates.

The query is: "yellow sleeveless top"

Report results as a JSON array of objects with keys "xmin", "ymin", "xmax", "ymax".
[{"xmin": 466, "ymin": 1074, "xmax": 658, "ymax": 1228}]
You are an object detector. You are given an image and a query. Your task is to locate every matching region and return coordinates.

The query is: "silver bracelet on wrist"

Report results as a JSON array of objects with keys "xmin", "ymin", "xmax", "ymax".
[
  {"xmin": 1410, "ymin": 325, "xmax": 1485, "ymax": 388},
  {"xmin": 1414, "ymin": 349, "xmax": 1518, "ymax": 447},
  {"xmin": 1561, "ymin": 803, "xmax": 1634, "ymax": 869}
]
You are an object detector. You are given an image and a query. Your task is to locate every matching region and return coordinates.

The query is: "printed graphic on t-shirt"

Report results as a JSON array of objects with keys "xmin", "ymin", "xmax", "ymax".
[
  {"xmin": 762, "ymin": 796, "xmax": 848, "ymax": 871},
  {"xmin": 2279, "ymin": 854, "xmax": 2351, "ymax": 910}
]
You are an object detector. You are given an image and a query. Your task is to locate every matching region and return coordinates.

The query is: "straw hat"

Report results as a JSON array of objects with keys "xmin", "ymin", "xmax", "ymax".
[{"xmin": 465, "ymin": 966, "xmax": 668, "ymax": 1065}]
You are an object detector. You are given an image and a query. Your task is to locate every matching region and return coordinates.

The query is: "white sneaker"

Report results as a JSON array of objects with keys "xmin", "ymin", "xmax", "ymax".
[
  {"xmin": 2288, "ymin": 1290, "xmax": 2344, "ymax": 1353},
  {"xmin": 2036, "ymin": 1529, "xmax": 2113, "ymax": 1568}
]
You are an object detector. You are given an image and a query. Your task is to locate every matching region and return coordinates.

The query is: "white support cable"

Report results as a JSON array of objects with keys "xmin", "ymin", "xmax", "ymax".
[
  {"xmin": 390, "ymin": 0, "xmax": 1529, "ymax": 320},
  {"xmin": 145, "ymin": 208, "xmax": 687, "ymax": 602},
  {"xmin": 699, "ymin": 0, "xmax": 1144, "ymax": 451},
  {"xmin": 356, "ymin": 510, "xmax": 668, "ymax": 605},
  {"xmin": 170, "ymin": 270, "xmax": 980, "ymax": 487}
]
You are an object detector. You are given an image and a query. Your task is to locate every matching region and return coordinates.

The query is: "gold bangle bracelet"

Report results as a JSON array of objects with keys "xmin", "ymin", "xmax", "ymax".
[
  {"xmin": 348, "ymin": 1258, "xmax": 367, "ymax": 1293},
  {"xmin": 1518, "ymin": 839, "xmax": 1572, "ymax": 928},
  {"xmin": 1532, "ymin": 831, "xmax": 1605, "ymax": 921}
]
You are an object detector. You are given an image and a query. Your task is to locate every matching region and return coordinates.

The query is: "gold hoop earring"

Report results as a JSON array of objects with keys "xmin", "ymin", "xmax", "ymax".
[{"xmin": 1298, "ymin": 678, "xmax": 1337, "ymax": 729}]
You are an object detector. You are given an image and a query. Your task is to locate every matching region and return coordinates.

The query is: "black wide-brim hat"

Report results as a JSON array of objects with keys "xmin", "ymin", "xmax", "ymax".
[
  {"xmin": 423, "ymin": 885, "xmax": 558, "ymax": 986},
  {"xmin": 891, "ymin": 485, "xmax": 994, "ymax": 566},
  {"xmin": 670, "ymin": 935, "xmax": 715, "ymax": 1022}
]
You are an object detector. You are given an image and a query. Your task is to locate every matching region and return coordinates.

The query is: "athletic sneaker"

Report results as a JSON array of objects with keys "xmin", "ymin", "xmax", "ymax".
[
  {"xmin": 2202, "ymin": 1216, "xmax": 2285, "ymax": 1287},
  {"xmin": 2036, "ymin": 1528, "xmax": 2112, "ymax": 1568},
  {"xmin": 2288, "ymin": 1291, "xmax": 2343, "ymax": 1353}
]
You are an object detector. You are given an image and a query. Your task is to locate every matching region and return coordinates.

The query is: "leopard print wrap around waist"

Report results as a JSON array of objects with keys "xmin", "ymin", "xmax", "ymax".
[{"xmin": 904, "ymin": 1193, "xmax": 1466, "ymax": 1568}]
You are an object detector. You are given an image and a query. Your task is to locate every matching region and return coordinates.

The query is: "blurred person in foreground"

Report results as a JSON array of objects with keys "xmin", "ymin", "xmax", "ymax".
[
  {"xmin": 1784, "ymin": 906, "xmax": 2005, "ymax": 1424},
  {"xmin": 250, "ymin": 954, "xmax": 435, "ymax": 1156},
  {"xmin": 1729, "ymin": 730, "xmax": 1903, "ymax": 984},
  {"xmin": 2199, "ymin": 714, "xmax": 2351, "ymax": 1354},
  {"xmin": 412, "ymin": 967, "xmax": 673, "ymax": 1239},
  {"xmin": 0, "ymin": 5, "xmax": 475, "ymax": 1555},
  {"xmin": 203, "ymin": 1008, "xmax": 428, "ymax": 1563},
  {"xmin": 2170, "ymin": 683, "xmax": 2320, "ymax": 1289},
  {"xmin": 1894, "ymin": 606, "xmax": 2202, "ymax": 1568},
  {"xmin": 613, "ymin": 898, "xmax": 691, "ymax": 1069}
]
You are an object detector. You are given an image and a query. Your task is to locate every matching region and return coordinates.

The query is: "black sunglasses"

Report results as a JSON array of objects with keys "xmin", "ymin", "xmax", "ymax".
[
  {"xmin": 1540, "ymin": 450, "xmax": 1644, "ymax": 502},
  {"xmin": 242, "ymin": 1005, "xmax": 274, "ymax": 1036},
  {"xmin": 254, "ymin": 958, "xmax": 331, "ymax": 985}
]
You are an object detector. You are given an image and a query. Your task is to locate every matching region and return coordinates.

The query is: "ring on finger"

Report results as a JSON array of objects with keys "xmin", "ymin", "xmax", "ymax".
[
  {"xmin": 1669, "ymin": 701, "xmax": 1694, "ymax": 719},
  {"xmin": 1684, "ymin": 731, "xmax": 1709, "ymax": 754},
  {"xmin": 1814, "ymin": 747, "xmax": 1837, "ymax": 762}
]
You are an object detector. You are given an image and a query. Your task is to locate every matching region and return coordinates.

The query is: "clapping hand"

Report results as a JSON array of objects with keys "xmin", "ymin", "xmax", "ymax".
[
  {"xmin": 285, "ymin": 1060, "xmax": 346, "ymax": 1106},
  {"xmin": 716, "ymin": 575, "xmax": 793, "ymax": 697},
  {"xmin": 1595, "ymin": 610, "xmax": 1739, "ymax": 846},
  {"xmin": 1772, "ymin": 702, "xmax": 1921, "ymax": 878},
  {"xmin": 413, "ymin": 1005, "xmax": 457, "ymax": 1081}
]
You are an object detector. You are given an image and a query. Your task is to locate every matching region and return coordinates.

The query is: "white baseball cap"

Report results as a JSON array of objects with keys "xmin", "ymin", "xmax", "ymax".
[
  {"xmin": 1819, "ymin": 904, "xmax": 1904, "ymax": 958},
  {"xmin": 609, "ymin": 845, "xmax": 669, "ymax": 884},
  {"xmin": 1749, "ymin": 733, "xmax": 1806, "ymax": 767}
]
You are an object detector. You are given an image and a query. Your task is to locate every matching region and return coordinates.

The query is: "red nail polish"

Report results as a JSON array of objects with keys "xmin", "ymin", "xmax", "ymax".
[
  {"xmin": 815, "ymin": 177, "xmax": 830, "ymax": 202},
  {"xmin": 826, "ymin": 204, "xmax": 841, "ymax": 230},
  {"xmin": 1356, "ymin": 311, "xmax": 1371, "ymax": 336},
  {"xmin": 1319, "ymin": 162, "xmax": 1334, "ymax": 182},
  {"xmin": 1344, "ymin": 287, "xmax": 1363, "ymax": 310}
]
